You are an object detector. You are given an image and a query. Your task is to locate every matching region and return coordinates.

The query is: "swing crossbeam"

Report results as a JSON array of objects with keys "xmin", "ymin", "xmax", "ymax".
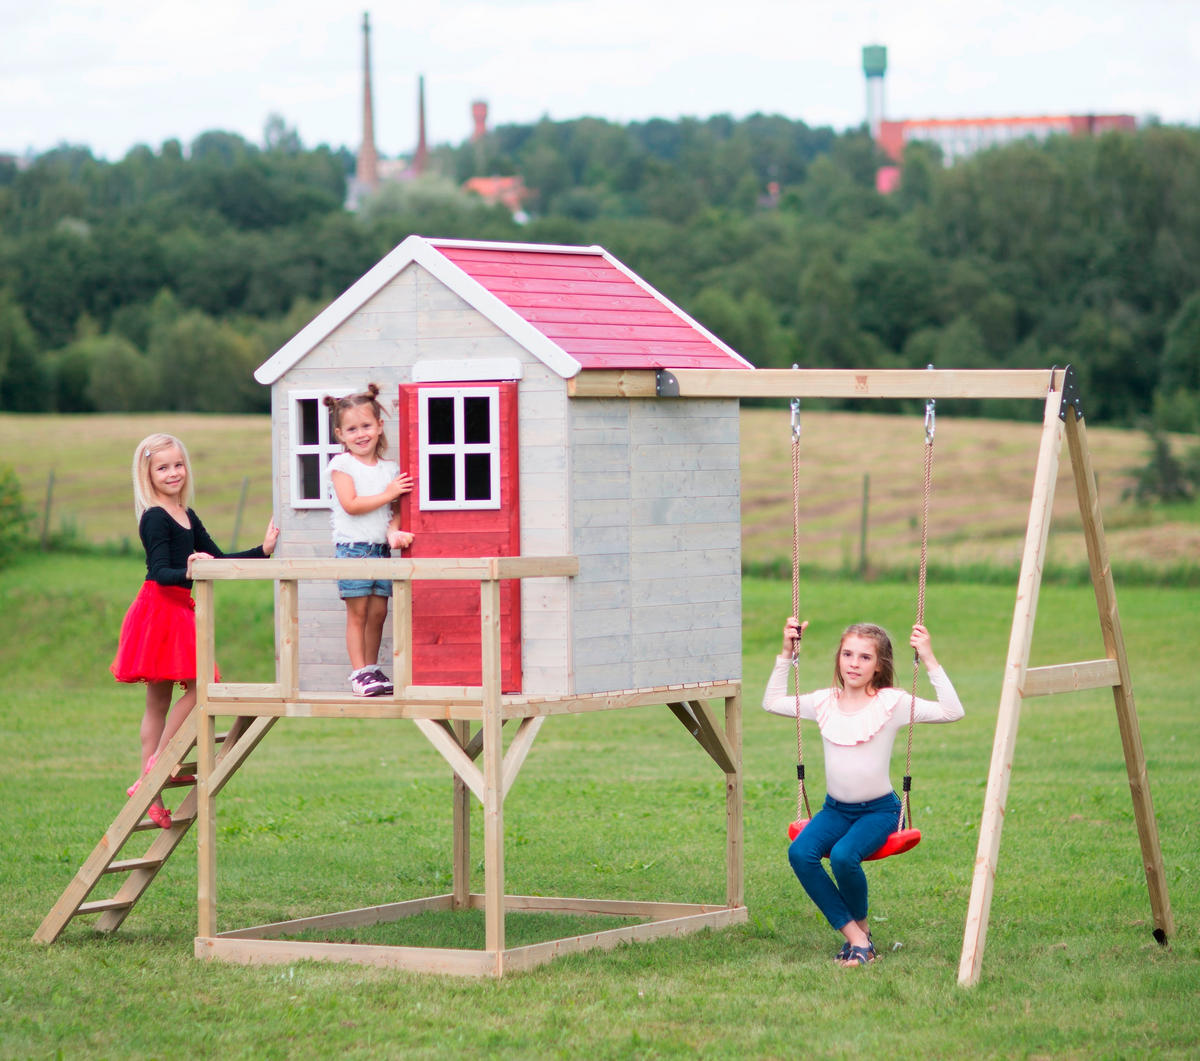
[{"xmin": 567, "ymin": 367, "xmax": 1064, "ymax": 401}]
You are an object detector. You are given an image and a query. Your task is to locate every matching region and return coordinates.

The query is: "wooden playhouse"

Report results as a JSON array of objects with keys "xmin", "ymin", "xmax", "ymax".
[{"xmin": 203, "ymin": 236, "xmax": 753, "ymax": 974}]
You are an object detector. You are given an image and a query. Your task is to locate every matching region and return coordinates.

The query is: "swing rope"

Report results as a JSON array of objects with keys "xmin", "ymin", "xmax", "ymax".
[
  {"xmin": 789, "ymin": 396, "xmax": 811, "ymax": 823},
  {"xmin": 788, "ymin": 386, "xmax": 936, "ymax": 860},
  {"xmin": 898, "ymin": 394, "xmax": 936, "ymax": 833}
]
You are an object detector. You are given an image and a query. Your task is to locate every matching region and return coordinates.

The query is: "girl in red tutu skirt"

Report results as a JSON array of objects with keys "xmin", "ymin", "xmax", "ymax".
[{"xmin": 111, "ymin": 433, "xmax": 279, "ymax": 827}]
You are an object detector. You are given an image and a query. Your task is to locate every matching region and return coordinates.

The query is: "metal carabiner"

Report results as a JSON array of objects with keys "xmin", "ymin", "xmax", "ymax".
[
  {"xmin": 924, "ymin": 363, "xmax": 936, "ymax": 445},
  {"xmin": 790, "ymin": 397, "xmax": 801, "ymax": 442}
]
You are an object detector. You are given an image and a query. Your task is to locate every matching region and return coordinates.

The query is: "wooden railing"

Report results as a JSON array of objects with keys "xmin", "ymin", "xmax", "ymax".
[{"xmin": 189, "ymin": 555, "xmax": 580, "ymax": 705}]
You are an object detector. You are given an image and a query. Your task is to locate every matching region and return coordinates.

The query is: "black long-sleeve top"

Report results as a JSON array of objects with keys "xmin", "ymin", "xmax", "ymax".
[{"xmin": 140, "ymin": 506, "xmax": 266, "ymax": 588}]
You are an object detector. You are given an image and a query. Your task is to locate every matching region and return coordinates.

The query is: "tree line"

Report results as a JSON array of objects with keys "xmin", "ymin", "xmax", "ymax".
[{"xmin": 1, "ymin": 114, "xmax": 1198, "ymax": 430}]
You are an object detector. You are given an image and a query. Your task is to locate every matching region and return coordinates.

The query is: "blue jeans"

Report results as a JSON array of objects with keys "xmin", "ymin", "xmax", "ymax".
[
  {"xmin": 335, "ymin": 541, "xmax": 392, "ymax": 598},
  {"xmin": 788, "ymin": 792, "xmax": 902, "ymax": 930}
]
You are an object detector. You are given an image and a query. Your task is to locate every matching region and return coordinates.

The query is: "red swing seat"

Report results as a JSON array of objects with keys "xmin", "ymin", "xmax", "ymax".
[{"xmin": 787, "ymin": 818, "xmax": 922, "ymax": 861}]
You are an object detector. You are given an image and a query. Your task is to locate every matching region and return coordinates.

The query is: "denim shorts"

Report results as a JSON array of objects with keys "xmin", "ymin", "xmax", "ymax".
[{"xmin": 335, "ymin": 541, "xmax": 392, "ymax": 598}]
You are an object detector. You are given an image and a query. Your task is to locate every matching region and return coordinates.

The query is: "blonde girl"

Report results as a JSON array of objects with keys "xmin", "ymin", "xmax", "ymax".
[{"xmin": 111, "ymin": 433, "xmax": 278, "ymax": 827}]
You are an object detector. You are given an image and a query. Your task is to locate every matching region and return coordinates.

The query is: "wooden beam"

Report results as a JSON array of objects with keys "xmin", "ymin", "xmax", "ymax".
[
  {"xmin": 1064, "ymin": 411, "xmax": 1174, "ymax": 943},
  {"xmin": 567, "ymin": 367, "xmax": 1062, "ymax": 400},
  {"xmin": 1021, "ymin": 659, "xmax": 1121, "ymax": 697},
  {"xmin": 501, "ymin": 716, "xmax": 546, "ymax": 800},
  {"xmin": 566, "ymin": 369, "xmax": 661, "ymax": 399},
  {"xmin": 191, "ymin": 555, "xmax": 579, "ymax": 582},
  {"xmin": 959, "ymin": 387, "xmax": 1064, "ymax": 987},
  {"xmin": 413, "ymin": 719, "xmax": 486, "ymax": 803}
]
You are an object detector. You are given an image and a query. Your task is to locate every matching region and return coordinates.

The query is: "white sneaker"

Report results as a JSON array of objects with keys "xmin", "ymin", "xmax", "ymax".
[
  {"xmin": 367, "ymin": 667, "xmax": 394, "ymax": 695},
  {"xmin": 349, "ymin": 668, "xmax": 386, "ymax": 696}
]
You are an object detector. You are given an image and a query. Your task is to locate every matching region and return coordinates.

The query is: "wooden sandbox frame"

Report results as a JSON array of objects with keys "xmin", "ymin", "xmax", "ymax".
[{"xmin": 189, "ymin": 554, "xmax": 746, "ymax": 978}]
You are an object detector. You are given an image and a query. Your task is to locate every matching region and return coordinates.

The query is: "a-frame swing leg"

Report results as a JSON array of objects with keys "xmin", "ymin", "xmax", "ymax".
[
  {"xmin": 958, "ymin": 379, "xmax": 1174, "ymax": 986},
  {"xmin": 1062, "ymin": 409, "xmax": 1173, "ymax": 944},
  {"xmin": 958, "ymin": 385, "xmax": 1065, "ymax": 986}
]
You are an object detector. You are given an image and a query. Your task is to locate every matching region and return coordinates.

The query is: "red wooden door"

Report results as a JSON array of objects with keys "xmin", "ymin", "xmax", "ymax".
[{"xmin": 398, "ymin": 381, "xmax": 521, "ymax": 690}]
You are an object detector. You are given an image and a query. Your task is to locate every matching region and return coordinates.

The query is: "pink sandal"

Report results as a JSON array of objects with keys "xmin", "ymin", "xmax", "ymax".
[
  {"xmin": 147, "ymin": 804, "xmax": 172, "ymax": 829},
  {"xmin": 126, "ymin": 754, "xmax": 158, "ymax": 798}
]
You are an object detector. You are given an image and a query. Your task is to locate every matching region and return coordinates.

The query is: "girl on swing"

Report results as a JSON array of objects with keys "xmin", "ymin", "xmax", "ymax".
[{"xmin": 763, "ymin": 617, "xmax": 964, "ymax": 966}]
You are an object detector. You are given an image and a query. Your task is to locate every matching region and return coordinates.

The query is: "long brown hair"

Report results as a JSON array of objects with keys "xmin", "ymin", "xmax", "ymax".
[
  {"xmin": 323, "ymin": 383, "xmax": 388, "ymax": 458},
  {"xmin": 833, "ymin": 622, "xmax": 895, "ymax": 692}
]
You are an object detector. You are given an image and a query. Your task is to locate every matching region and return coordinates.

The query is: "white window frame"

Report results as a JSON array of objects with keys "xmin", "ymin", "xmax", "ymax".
[
  {"xmin": 417, "ymin": 386, "xmax": 501, "ymax": 511},
  {"xmin": 287, "ymin": 387, "xmax": 351, "ymax": 509}
]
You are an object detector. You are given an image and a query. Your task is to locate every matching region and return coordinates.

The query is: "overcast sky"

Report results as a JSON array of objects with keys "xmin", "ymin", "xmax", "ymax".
[{"xmin": 4, "ymin": 0, "xmax": 1198, "ymax": 161}]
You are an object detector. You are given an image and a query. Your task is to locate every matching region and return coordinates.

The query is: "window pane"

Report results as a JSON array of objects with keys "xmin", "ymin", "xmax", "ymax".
[
  {"xmin": 427, "ymin": 397, "xmax": 455, "ymax": 445},
  {"xmin": 299, "ymin": 453, "xmax": 321, "ymax": 500},
  {"xmin": 464, "ymin": 396, "xmax": 491, "ymax": 444},
  {"xmin": 428, "ymin": 454, "xmax": 455, "ymax": 501},
  {"xmin": 299, "ymin": 398, "xmax": 320, "ymax": 446},
  {"xmin": 465, "ymin": 453, "xmax": 491, "ymax": 501}
]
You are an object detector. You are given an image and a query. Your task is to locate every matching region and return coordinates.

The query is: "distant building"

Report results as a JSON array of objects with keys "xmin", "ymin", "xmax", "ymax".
[
  {"xmin": 463, "ymin": 175, "xmax": 530, "ymax": 222},
  {"xmin": 877, "ymin": 113, "xmax": 1137, "ymax": 165}
]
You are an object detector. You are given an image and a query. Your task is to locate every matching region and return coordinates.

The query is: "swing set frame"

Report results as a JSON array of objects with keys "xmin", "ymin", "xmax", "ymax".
[{"xmin": 635, "ymin": 364, "xmax": 1174, "ymax": 988}]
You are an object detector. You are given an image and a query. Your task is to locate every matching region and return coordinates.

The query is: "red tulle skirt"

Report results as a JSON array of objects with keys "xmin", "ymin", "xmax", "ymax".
[{"xmin": 110, "ymin": 581, "xmax": 214, "ymax": 684}]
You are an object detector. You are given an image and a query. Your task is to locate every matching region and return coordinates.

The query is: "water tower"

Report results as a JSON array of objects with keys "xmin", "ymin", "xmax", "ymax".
[{"xmin": 863, "ymin": 44, "xmax": 887, "ymax": 140}]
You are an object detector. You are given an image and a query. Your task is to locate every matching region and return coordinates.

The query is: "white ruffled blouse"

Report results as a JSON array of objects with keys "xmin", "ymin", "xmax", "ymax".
[{"xmin": 762, "ymin": 655, "xmax": 965, "ymax": 804}]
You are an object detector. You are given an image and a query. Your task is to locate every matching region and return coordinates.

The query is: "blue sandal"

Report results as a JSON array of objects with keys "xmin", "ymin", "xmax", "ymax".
[
  {"xmin": 842, "ymin": 943, "xmax": 876, "ymax": 966},
  {"xmin": 835, "ymin": 932, "xmax": 873, "ymax": 963}
]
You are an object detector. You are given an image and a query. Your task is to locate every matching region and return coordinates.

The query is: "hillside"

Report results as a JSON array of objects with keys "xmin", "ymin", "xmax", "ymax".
[{"xmin": 2, "ymin": 410, "xmax": 1195, "ymax": 575}]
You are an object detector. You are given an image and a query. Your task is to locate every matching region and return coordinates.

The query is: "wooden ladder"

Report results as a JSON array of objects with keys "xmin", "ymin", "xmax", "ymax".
[{"xmin": 34, "ymin": 713, "xmax": 275, "ymax": 944}]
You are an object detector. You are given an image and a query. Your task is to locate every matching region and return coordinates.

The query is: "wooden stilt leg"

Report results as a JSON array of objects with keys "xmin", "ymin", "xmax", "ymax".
[
  {"xmin": 725, "ymin": 690, "xmax": 743, "ymax": 910},
  {"xmin": 452, "ymin": 721, "xmax": 471, "ymax": 910},
  {"xmin": 195, "ymin": 579, "xmax": 217, "ymax": 940},
  {"xmin": 958, "ymin": 388, "xmax": 1063, "ymax": 986},
  {"xmin": 480, "ymin": 575, "xmax": 505, "ymax": 972}
]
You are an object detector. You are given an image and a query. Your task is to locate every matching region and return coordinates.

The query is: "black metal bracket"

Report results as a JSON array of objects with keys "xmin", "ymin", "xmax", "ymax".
[
  {"xmin": 656, "ymin": 370, "xmax": 680, "ymax": 397},
  {"xmin": 1057, "ymin": 364, "xmax": 1083, "ymax": 422}
]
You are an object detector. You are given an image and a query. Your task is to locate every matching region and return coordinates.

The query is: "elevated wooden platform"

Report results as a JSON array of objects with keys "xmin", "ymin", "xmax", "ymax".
[{"xmin": 189, "ymin": 556, "xmax": 746, "ymax": 977}]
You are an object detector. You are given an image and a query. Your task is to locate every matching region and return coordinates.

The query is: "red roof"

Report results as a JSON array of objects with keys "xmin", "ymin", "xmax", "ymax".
[{"xmin": 435, "ymin": 244, "xmax": 749, "ymax": 371}]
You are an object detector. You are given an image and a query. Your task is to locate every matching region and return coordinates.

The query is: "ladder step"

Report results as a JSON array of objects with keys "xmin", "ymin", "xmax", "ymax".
[
  {"xmin": 103, "ymin": 857, "xmax": 164, "ymax": 875},
  {"xmin": 77, "ymin": 898, "xmax": 134, "ymax": 915},
  {"xmin": 132, "ymin": 812, "xmax": 195, "ymax": 832}
]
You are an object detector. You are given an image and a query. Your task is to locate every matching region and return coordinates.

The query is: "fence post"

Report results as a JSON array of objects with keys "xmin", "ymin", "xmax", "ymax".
[
  {"xmin": 859, "ymin": 472, "xmax": 869, "ymax": 575},
  {"xmin": 40, "ymin": 469, "xmax": 55, "ymax": 550},
  {"xmin": 230, "ymin": 476, "xmax": 249, "ymax": 551}
]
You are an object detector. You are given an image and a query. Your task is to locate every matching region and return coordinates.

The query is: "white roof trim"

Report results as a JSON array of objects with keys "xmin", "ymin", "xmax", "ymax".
[
  {"xmin": 412, "ymin": 358, "xmax": 524, "ymax": 382},
  {"xmin": 254, "ymin": 235, "xmax": 583, "ymax": 385},
  {"xmin": 599, "ymin": 248, "xmax": 757, "ymax": 370}
]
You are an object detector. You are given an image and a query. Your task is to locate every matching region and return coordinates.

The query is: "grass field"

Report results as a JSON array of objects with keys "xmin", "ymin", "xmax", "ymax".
[
  {"xmin": 3, "ymin": 409, "xmax": 1198, "ymax": 580},
  {"xmin": 1, "ymin": 551, "xmax": 1197, "ymax": 1059}
]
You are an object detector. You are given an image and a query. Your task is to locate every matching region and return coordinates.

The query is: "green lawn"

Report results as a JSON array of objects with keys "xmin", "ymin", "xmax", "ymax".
[{"xmin": 1, "ymin": 552, "xmax": 1197, "ymax": 1059}]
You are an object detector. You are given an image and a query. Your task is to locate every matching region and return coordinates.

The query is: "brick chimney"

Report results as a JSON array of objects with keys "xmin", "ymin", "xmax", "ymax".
[
  {"xmin": 413, "ymin": 74, "xmax": 429, "ymax": 176},
  {"xmin": 355, "ymin": 12, "xmax": 379, "ymax": 190}
]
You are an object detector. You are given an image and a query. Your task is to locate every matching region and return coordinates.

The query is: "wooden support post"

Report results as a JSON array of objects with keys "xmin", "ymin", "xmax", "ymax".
[
  {"xmin": 452, "ymin": 721, "xmax": 471, "ymax": 909},
  {"xmin": 195, "ymin": 578, "xmax": 217, "ymax": 940},
  {"xmin": 958, "ymin": 387, "xmax": 1064, "ymax": 986},
  {"xmin": 725, "ymin": 690, "xmax": 744, "ymax": 910},
  {"xmin": 480, "ymin": 573, "xmax": 505, "ymax": 968},
  {"xmin": 1063, "ymin": 411, "xmax": 1173, "ymax": 943}
]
